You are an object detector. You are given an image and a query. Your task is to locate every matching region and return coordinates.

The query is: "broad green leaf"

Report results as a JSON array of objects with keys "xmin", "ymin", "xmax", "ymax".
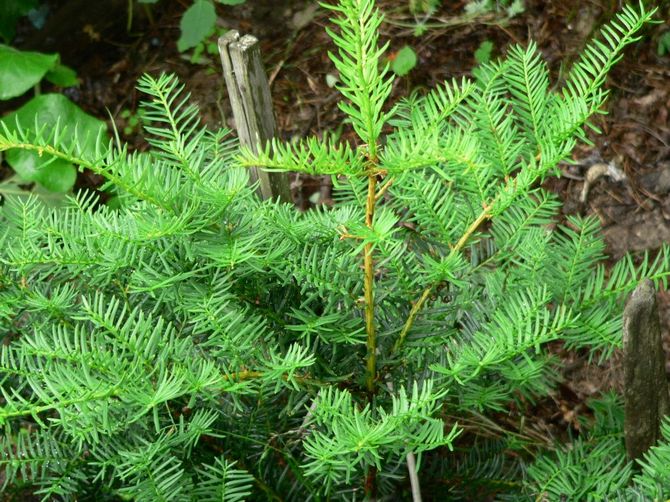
[
  {"xmin": 0, "ymin": 0, "xmax": 38, "ymax": 43},
  {"xmin": 217, "ymin": 0, "xmax": 246, "ymax": 4},
  {"xmin": 474, "ymin": 40, "xmax": 494, "ymax": 64},
  {"xmin": 0, "ymin": 175, "xmax": 69, "ymax": 206},
  {"xmin": 1, "ymin": 94, "xmax": 108, "ymax": 192},
  {"xmin": 391, "ymin": 46, "xmax": 417, "ymax": 77},
  {"xmin": 409, "ymin": 0, "xmax": 439, "ymax": 15},
  {"xmin": 45, "ymin": 63, "xmax": 79, "ymax": 87},
  {"xmin": 0, "ymin": 44, "xmax": 58, "ymax": 100},
  {"xmin": 506, "ymin": 0, "xmax": 525, "ymax": 17},
  {"xmin": 5, "ymin": 151, "xmax": 77, "ymax": 193},
  {"xmin": 177, "ymin": 0, "xmax": 217, "ymax": 52},
  {"xmin": 658, "ymin": 31, "xmax": 670, "ymax": 57},
  {"xmin": 27, "ymin": 4, "xmax": 49, "ymax": 29}
]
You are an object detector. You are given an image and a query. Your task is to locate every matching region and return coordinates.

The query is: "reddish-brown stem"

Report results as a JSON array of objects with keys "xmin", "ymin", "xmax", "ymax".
[
  {"xmin": 364, "ymin": 173, "xmax": 378, "ymax": 396},
  {"xmin": 393, "ymin": 205, "xmax": 492, "ymax": 355},
  {"xmin": 365, "ymin": 465, "xmax": 378, "ymax": 500}
]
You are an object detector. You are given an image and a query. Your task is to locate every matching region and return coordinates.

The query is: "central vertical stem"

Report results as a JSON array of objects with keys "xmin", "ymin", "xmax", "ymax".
[
  {"xmin": 363, "ymin": 171, "xmax": 378, "ymax": 500},
  {"xmin": 364, "ymin": 173, "xmax": 377, "ymax": 396}
]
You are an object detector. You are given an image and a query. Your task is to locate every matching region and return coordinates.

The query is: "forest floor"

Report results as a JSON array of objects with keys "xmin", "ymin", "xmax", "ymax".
[{"xmin": 5, "ymin": 0, "xmax": 670, "ymax": 492}]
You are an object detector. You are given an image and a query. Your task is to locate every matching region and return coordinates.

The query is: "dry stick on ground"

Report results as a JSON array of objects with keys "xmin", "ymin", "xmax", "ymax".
[
  {"xmin": 218, "ymin": 31, "xmax": 292, "ymax": 202},
  {"xmin": 386, "ymin": 379, "xmax": 423, "ymax": 502},
  {"xmin": 623, "ymin": 279, "xmax": 670, "ymax": 461}
]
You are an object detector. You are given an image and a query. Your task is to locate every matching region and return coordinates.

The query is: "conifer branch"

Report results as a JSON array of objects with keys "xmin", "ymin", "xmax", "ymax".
[
  {"xmin": 221, "ymin": 369, "xmax": 326, "ymax": 387},
  {"xmin": 374, "ymin": 176, "xmax": 394, "ymax": 201},
  {"xmin": 0, "ymin": 3, "xmax": 661, "ymax": 498},
  {"xmin": 452, "ymin": 204, "xmax": 493, "ymax": 251},
  {"xmin": 393, "ymin": 286, "xmax": 433, "ymax": 356},
  {"xmin": 0, "ymin": 140, "xmax": 169, "ymax": 209},
  {"xmin": 394, "ymin": 205, "xmax": 492, "ymax": 355}
]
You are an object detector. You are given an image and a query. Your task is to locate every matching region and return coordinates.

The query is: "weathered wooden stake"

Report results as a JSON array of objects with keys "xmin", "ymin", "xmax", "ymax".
[
  {"xmin": 218, "ymin": 30, "xmax": 292, "ymax": 202},
  {"xmin": 623, "ymin": 279, "xmax": 670, "ymax": 461}
]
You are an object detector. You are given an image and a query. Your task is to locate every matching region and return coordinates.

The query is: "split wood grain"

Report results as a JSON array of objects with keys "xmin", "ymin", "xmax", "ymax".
[
  {"xmin": 218, "ymin": 30, "xmax": 292, "ymax": 202},
  {"xmin": 623, "ymin": 279, "xmax": 670, "ymax": 461}
]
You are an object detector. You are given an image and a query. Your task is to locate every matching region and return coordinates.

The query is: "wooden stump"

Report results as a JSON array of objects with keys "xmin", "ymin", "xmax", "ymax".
[
  {"xmin": 218, "ymin": 31, "xmax": 292, "ymax": 203},
  {"xmin": 623, "ymin": 279, "xmax": 670, "ymax": 461}
]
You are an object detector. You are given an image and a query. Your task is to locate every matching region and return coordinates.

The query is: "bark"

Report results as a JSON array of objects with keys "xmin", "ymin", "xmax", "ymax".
[{"xmin": 623, "ymin": 279, "xmax": 670, "ymax": 461}]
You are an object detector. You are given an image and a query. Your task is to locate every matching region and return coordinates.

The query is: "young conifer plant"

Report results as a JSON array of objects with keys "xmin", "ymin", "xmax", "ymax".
[{"xmin": 0, "ymin": 0, "xmax": 668, "ymax": 499}]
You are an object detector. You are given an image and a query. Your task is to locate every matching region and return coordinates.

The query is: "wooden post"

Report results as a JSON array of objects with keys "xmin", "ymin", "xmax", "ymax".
[
  {"xmin": 218, "ymin": 30, "xmax": 292, "ymax": 203},
  {"xmin": 623, "ymin": 279, "xmax": 670, "ymax": 461}
]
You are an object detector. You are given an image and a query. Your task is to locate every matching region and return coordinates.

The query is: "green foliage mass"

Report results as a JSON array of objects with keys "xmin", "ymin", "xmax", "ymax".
[
  {"xmin": 0, "ymin": 0, "xmax": 38, "ymax": 43},
  {"xmin": 0, "ymin": 0, "xmax": 667, "ymax": 499},
  {"xmin": 154, "ymin": 0, "xmax": 247, "ymax": 54},
  {"xmin": 0, "ymin": 41, "xmax": 99, "ymax": 195},
  {"xmin": 525, "ymin": 393, "xmax": 670, "ymax": 500},
  {"xmin": 1, "ymin": 93, "xmax": 107, "ymax": 194}
]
